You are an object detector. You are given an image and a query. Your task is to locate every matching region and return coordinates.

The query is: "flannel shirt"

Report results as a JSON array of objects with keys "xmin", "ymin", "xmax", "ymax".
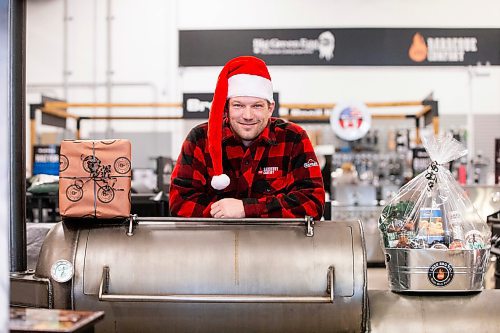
[{"xmin": 169, "ymin": 117, "xmax": 325, "ymax": 220}]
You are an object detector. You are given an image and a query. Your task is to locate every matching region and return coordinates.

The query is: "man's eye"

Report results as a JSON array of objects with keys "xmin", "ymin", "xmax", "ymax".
[
  {"xmin": 253, "ymin": 105, "xmax": 264, "ymax": 109},
  {"xmin": 233, "ymin": 104, "xmax": 243, "ymax": 108}
]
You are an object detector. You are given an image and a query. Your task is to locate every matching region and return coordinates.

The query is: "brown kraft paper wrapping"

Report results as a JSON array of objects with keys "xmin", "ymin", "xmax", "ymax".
[{"xmin": 59, "ymin": 139, "xmax": 131, "ymax": 219}]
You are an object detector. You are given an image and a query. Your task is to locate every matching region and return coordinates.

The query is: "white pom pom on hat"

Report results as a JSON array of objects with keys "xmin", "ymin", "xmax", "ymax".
[
  {"xmin": 211, "ymin": 174, "xmax": 231, "ymax": 191},
  {"xmin": 208, "ymin": 56, "xmax": 273, "ymax": 190}
]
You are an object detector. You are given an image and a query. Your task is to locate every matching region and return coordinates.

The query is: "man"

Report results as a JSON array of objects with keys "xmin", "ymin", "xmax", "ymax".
[{"xmin": 170, "ymin": 56, "xmax": 325, "ymax": 220}]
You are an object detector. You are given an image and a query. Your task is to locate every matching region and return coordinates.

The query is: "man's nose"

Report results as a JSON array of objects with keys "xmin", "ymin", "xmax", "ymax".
[{"xmin": 242, "ymin": 106, "xmax": 254, "ymax": 119}]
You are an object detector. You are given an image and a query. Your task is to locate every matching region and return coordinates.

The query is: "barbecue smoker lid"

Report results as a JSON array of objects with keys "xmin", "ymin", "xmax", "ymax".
[{"xmin": 81, "ymin": 221, "xmax": 357, "ymax": 298}]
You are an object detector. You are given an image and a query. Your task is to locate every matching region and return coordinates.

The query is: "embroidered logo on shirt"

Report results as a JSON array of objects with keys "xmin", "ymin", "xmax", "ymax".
[
  {"xmin": 258, "ymin": 166, "xmax": 279, "ymax": 175},
  {"xmin": 303, "ymin": 159, "xmax": 319, "ymax": 168}
]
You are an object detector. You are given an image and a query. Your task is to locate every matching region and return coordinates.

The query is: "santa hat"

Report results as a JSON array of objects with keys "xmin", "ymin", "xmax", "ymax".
[{"xmin": 209, "ymin": 56, "xmax": 273, "ymax": 190}]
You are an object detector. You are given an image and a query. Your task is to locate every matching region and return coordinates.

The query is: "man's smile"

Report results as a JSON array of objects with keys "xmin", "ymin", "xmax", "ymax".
[{"xmin": 238, "ymin": 122, "xmax": 258, "ymax": 128}]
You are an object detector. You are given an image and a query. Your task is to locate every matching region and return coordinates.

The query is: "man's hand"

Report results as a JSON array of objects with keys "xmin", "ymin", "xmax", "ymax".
[{"xmin": 210, "ymin": 198, "xmax": 245, "ymax": 219}]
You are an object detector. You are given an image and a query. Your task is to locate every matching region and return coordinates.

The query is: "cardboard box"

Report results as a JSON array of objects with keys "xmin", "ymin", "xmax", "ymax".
[{"xmin": 59, "ymin": 139, "xmax": 131, "ymax": 219}]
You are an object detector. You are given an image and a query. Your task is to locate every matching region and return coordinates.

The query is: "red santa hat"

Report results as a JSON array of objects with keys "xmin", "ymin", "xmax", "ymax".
[{"xmin": 208, "ymin": 56, "xmax": 273, "ymax": 190}]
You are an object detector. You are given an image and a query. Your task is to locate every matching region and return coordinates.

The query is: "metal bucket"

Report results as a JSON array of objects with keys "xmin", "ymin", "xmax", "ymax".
[{"xmin": 385, "ymin": 248, "xmax": 490, "ymax": 292}]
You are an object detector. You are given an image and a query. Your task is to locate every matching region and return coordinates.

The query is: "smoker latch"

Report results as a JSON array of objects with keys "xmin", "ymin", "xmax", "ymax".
[
  {"xmin": 305, "ymin": 215, "xmax": 314, "ymax": 237},
  {"xmin": 126, "ymin": 214, "xmax": 138, "ymax": 236}
]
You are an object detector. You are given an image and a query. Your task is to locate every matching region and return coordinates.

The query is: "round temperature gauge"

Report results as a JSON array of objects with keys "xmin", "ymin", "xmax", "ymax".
[{"xmin": 50, "ymin": 259, "xmax": 74, "ymax": 283}]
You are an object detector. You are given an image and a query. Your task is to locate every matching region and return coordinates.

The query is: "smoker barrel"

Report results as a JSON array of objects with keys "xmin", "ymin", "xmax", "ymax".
[{"xmin": 33, "ymin": 218, "xmax": 368, "ymax": 333}]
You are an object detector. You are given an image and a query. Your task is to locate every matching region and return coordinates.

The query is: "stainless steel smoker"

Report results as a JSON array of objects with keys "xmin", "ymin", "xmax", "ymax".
[
  {"xmin": 13, "ymin": 217, "xmax": 368, "ymax": 332},
  {"xmin": 11, "ymin": 217, "xmax": 500, "ymax": 332}
]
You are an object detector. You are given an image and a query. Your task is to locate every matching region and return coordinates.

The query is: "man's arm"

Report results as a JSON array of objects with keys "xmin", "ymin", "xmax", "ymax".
[
  {"xmin": 242, "ymin": 129, "xmax": 326, "ymax": 220},
  {"xmin": 169, "ymin": 128, "xmax": 217, "ymax": 217}
]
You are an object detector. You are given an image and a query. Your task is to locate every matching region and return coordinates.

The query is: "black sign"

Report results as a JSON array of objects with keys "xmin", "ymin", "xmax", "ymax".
[
  {"xmin": 41, "ymin": 95, "xmax": 67, "ymax": 128},
  {"xmin": 41, "ymin": 113, "xmax": 67, "ymax": 128},
  {"xmin": 183, "ymin": 93, "xmax": 213, "ymax": 119},
  {"xmin": 180, "ymin": 28, "xmax": 500, "ymax": 67},
  {"xmin": 182, "ymin": 93, "xmax": 280, "ymax": 119}
]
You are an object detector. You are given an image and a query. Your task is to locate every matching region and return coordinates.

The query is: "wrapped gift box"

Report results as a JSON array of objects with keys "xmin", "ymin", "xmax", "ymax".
[{"xmin": 59, "ymin": 139, "xmax": 131, "ymax": 219}]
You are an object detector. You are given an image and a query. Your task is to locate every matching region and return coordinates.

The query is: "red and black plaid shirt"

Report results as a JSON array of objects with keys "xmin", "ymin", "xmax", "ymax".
[{"xmin": 169, "ymin": 118, "xmax": 325, "ymax": 220}]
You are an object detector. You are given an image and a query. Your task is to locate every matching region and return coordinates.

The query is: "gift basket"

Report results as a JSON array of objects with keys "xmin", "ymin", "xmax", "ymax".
[{"xmin": 378, "ymin": 133, "xmax": 491, "ymax": 292}]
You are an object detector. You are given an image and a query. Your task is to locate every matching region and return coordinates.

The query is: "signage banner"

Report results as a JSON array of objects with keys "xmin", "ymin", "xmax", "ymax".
[
  {"xmin": 41, "ymin": 95, "xmax": 67, "ymax": 128},
  {"xmin": 183, "ymin": 93, "xmax": 280, "ymax": 119},
  {"xmin": 41, "ymin": 113, "xmax": 67, "ymax": 128},
  {"xmin": 33, "ymin": 145, "xmax": 60, "ymax": 176},
  {"xmin": 180, "ymin": 28, "xmax": 500, "ymax": 67}
]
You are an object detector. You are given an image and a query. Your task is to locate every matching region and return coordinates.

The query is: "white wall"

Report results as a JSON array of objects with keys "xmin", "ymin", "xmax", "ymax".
[{"xmin": 26, "ymin": 0, "xmax": 500, "ymax": 170}]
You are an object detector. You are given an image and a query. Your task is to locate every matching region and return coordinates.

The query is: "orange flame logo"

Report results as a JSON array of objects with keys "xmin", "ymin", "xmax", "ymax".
[
  {"xmin": 409, "ymin": 33, "xmax": 428, "ymax": 62},
  {"xmin": 437, "ymin": 268, "xmax": 445, "ymax": 280}
]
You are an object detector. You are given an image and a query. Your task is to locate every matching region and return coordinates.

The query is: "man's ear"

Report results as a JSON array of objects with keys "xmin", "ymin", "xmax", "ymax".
[{"xmin": 268, "ymin": 101, "xmax": 275, "ymax": 115}]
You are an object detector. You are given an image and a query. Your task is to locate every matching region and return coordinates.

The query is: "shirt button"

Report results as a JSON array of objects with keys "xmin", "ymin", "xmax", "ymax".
[
  {"xmin": 244, "ymin": 161, "xmax": 250, "ymax": 165},
  {"xmin": 266, "ymin": 188, "xmax": 271, "ymax": 193}
]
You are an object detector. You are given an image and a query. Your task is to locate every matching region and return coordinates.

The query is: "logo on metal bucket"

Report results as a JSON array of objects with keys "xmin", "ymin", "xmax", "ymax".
[{"xmin": 428, "ymin": 261, "xmax": 454, "ymax": 287}]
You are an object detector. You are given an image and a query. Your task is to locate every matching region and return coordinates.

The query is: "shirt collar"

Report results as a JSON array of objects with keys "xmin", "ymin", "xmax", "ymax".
[{"xmin": 221, "ymin": 118, "xmax": 277, "ymax": 146}]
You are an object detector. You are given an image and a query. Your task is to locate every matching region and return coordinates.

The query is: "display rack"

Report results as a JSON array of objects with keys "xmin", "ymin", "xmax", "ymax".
[{"xmin": 29, "ymin": 96, "xmax": 439, "ymax": 160}]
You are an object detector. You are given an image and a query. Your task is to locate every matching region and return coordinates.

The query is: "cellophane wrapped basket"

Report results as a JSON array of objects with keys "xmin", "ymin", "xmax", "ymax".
[{"xmin": 378, "ymin": 133, "xmax": 491, "ymax": 292}]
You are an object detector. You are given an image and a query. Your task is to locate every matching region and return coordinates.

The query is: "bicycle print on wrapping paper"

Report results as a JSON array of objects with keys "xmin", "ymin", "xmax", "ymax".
[{"xmin": 65, "ymin": 154, "xmax": 129, "ymax": 204}]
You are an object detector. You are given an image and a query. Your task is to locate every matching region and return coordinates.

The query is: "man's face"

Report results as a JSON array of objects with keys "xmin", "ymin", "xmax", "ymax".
[{"xmin": 227, "ymin": 96, "xmax": 274, "ymax": 142}]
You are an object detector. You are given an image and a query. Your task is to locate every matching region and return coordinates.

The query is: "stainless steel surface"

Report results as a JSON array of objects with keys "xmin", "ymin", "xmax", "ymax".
[
  {"xmin": 332, "ymin": 206, "xmax": 385, "ymax": 264},
  {"xmin": 368, "ymin": 289, "xmax": 500, "ymax": 333},
  {"xmin": 385, "ymin": 248, "xmax": 489, "ymax": 292},
  {"xmin": 126, "ymin": 214, "xmax": 135, "ymax": 236},
  {"xmin": 134, "ymin": 216, "xmax": 311, "ymax": 223},
  {"xmin": 21, "ymin": 219, "xmax": 500, "ymax": 331},
  {"xmin": 35, "ymin": 220, "xmax": 367, "ymax": 333},
  {"xmin": 6, "ymin": 0, "xmax": 27, "ymax": 273},
  {"xmin": 332, "ymin": 184, "xmax": 378, "ymax": 206},
  {"xmin": 35, "ymin": 222, "xmax": 80, "ymax": 309},
  {"xmin": 128, "ymin": 216, "xmax": 316, "ymax": 237},
  {"xmin": 369, "ymin": 256, "xmax": 498, "ymax": 291},
  {"xmin": 26, "ymin": 223, "xmax": 54, "ymax": 270},
  {"xmin": 10, "ymin": 274, "xmax": 52, "ymax": 308},
  {"xmin": 463, "ymin": 185, "xmax": 500, "ymax": 221}
]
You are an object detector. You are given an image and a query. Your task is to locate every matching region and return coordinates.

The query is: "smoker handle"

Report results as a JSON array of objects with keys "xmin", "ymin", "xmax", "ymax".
[{"xmin": 98, "ymin": 266, "xmax": 335, "ymax": 303}]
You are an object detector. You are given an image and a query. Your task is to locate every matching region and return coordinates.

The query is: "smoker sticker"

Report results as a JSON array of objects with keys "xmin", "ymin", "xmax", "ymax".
[{"xmin": 428, "ymin": 261, "xmax": 454, "ymax": 287}]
